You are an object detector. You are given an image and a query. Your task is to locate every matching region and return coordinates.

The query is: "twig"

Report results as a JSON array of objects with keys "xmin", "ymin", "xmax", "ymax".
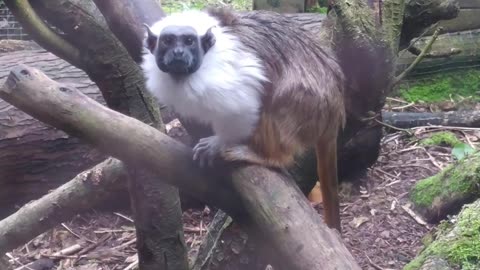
[
  {"xmin": 183, "ymin": 226, "xmax": 207, "ymax": 233},
  {"xmin": 94, "ymin": 228, "xmax": 135, "ymax": 234},
  {"xmin": 365, "ymin": 253, "xmax": 384, "ymax": 270},
  {"xmin": 460, "ymin": 130, "xmax": 475, "ymax": 148},
  {"xmin": 6, "ymin": 253, "xmax": 34, "ymax": 270},
  {"xmin": 391, "ymin": 102, "xmax": 414, "ymax": 111},
  {"xmin": 386, "ymin": 97, "xmax": 409, "ymax": 104},
  {"xmin": 385, "ymin": 180, "xmax": 401, "ymax": 187},
  {"xmin": 400, "ymin": 22, "xmax": 439, "ymax": 58},
  {"xmin": 420, "ymin": 147, "xmax": 443, "ymax": 170},
  {"xmin": 393, "ymin": 27, "xmax": 442, "ymax": 86},
  {"xmin": 374, "ymin": 119, "xmax": 413, "ymax": 135},
  {"xmin": 113, "ymin": 238, "xmax": 137, "ymax": 250},
  {"xmin": 60, "ymin": 223, "xmax": 95, "ymax": 244},
  {"xmin": 124, "ymin": 259, "xmax": 138, "ymax": 270},
  {"xmin": 401, "ymin": 204, "xmax": 428, "ymax": 227},
  {"xmin": 114, "ymin": 212, "xmax": 134, "ymax": 223},
  {"xmin": 53, "ymin": 244, "xmax": 83, "ymax": 256},
  {"xmin": 61, "ymin": 223, "xmax": 81, "ymax": 239}
]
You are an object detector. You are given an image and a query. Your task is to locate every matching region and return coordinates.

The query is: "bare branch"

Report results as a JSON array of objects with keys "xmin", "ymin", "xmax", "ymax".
[
  {"xmin": 393, "ymin": 27, "xmax": 442, "ymax": 86},
  {"xmin": 0, "ymin": 158, "xmax": 126, "ymax": 256}
]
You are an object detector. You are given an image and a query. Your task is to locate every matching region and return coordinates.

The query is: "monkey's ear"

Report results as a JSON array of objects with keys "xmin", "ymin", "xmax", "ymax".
[
  {"xmin": 143, "ymin": 23, "xmax": 158, "ymax": 53},
  {"xmin": 201, "ymin": 27, "xmax": 216, "ymax": 53}
]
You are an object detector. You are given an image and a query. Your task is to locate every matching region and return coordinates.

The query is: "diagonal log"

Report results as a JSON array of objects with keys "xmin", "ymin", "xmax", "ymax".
[
  {"xmin": 0, "ymin": 64, "xmax": 360, "ymax": 270},
  {"xmin": 0, "ymin": 158, "xmax": 127, "ymax": 256}
]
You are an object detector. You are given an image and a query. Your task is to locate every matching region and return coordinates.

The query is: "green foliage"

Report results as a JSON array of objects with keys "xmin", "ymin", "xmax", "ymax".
[
  {"xmin": 306, "ymin": 6, "xmax": 328, "ymax": 13},
  {"xmin": 419, "ymin": 132, "xmax": 462, "ymax": 148},
  {"xmin": 398, "ymin": 69, "xmax": 480, "ymax": 103},
  {"xmin": 452, "ymin": 143, "xmax": 476, "ymax": 161},
  {"xmin": 403, "ymin": 201, "xmax": 480, "ymax": 270},
  {"xmin": 162, "ymin": 0, "xmax": 252, "ymax": 13}
]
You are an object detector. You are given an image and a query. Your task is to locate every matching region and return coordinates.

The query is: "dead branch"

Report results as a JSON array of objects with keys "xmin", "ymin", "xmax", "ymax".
[
  {"xmin": 382, "ymin": 111, "xmax": 480, "ymax": 129},
  {"xmin": 0, "ymin": 158, "xmax": 127, "ymax": 256},
  {"xmin": 393, "ymin": 27, "xmax": 442, "ymax": 85},
  {"xmin": 0, "ymin": 65, "xmax": 360, "ymax": 269}
]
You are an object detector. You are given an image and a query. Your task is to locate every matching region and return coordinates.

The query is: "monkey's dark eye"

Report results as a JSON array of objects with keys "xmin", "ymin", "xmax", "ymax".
[
  {"xmin": 163, "ymin": 36, "xmax": 174, "ymax": 45},
  {"xmin": 184, "ymin": 37, "xmax": 194, "ymax": 46}
]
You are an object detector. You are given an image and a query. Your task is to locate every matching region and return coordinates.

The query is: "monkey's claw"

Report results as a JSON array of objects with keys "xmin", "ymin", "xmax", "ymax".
[{"xmin": 192, "ymin": 136, "xmax": 223, "ymax": 168}]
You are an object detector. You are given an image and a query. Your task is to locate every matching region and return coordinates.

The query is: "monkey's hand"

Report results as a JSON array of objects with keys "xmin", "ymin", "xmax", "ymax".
[{"xmin": 192, "ymin": 135, "xmax": 223, "ymax": 168}]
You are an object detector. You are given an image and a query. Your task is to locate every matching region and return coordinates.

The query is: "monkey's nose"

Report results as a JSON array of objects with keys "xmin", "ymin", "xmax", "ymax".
[{"xmin": 173, "ymin": 49, "xmax": 184, "ymax": 57}]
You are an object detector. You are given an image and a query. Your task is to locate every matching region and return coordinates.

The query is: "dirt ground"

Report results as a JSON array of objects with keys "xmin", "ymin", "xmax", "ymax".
[
  {"xmin": 8, "ymin": 119, "xmax": 472, "ymax": 270},
  {"xmin": 2, "ymin": 40, "xmax": 476, "ymax": 270}
]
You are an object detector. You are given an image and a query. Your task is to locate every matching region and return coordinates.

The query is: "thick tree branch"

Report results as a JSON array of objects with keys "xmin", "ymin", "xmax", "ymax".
[
  {"xmin": 0, "ymin": 158, "xmax": 126, "ymax": 256},
  {"xmin": 0, "ymin": 65, "xmax": 360, "ymax": 270},
  {"xmin": 91, "ymin": 0, "xmax": 165, "ymax": 63},
  {"xmin": 3, "ymin": 0, "xmax": 81, "ymax": 67}
]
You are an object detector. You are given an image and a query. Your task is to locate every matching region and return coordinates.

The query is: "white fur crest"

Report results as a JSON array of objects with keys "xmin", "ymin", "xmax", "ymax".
[{"xmin": 141, "ymin": 10, "xmax": 268, "ymax": 145}]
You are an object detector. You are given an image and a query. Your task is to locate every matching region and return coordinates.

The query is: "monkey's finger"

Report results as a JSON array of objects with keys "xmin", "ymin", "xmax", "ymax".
[{"xmin": 208, "ymin": 155, "xmax": 215, "ymax": 167}]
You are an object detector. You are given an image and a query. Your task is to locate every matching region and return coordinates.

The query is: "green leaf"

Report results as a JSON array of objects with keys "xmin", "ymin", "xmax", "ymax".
[{"xmin": 452, "ymin": 143, "xmax": 476, "ymax": 160}]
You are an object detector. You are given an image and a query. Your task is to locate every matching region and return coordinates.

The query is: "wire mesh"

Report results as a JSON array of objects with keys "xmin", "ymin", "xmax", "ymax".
[{"xmin": 0, "ymin": 4, "xmax": 31, "ymax": 40}]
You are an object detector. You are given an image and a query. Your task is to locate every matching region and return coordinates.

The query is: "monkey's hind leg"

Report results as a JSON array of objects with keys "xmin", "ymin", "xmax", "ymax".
[
  {"xmin": 222, "ymin": 145, "xmax": 277, "ymax": 167},
  {"xmin": 316, "ymin": 139, "xmax": 341, "ymax": 233}
]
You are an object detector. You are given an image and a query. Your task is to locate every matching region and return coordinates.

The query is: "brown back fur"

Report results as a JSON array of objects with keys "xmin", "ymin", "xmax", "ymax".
[{"xmin": 208, "ymin": 8, "xmax": 346, "ymax": 167}]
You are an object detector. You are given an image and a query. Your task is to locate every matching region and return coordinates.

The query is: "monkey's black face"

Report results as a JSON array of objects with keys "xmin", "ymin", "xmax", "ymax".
[{"xmin": 144, "ymin": 24, "xmax": 216, "ymax": 77}]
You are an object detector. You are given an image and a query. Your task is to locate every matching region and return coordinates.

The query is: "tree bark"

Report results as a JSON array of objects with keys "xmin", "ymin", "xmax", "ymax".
[
  {"xmin": 0, "ymin": 158, "xmax": 127, "ymax": 256},
  {"xmin": 0, "ymin": 48, "xmax": 107, "ymax": 218},
  {"xmin": 383, "ymin": 111, "xmax": 480, "ymax": 129},
  {"xmin": 401, "ymin": 0, "xmax": 460, "ymax": 50},
  {"xmin": 0, "ymin": 64, "xmax": 361, "ymax": 269},
  {"xmin": 409, "ymin": 153, "xmax": 480, "ymax": 223}
]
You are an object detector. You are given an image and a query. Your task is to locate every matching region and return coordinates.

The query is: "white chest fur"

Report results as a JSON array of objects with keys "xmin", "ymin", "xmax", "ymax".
[{"xmin": 141, "ymin": 10, "xmax": 268, "ymax": 144}]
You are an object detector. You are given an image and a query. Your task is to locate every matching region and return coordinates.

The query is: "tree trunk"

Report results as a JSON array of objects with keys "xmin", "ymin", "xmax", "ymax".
[
  {"xmin": 410, "ymin": 153, "xmax": 480, "ymax": 223},
  {"xmin": 403, "ymin": 199, "xmax": 480, "ymax": 270},
  {"xmin": 0, "ymin": 64, "xmax": 361, "ymax": 270}
]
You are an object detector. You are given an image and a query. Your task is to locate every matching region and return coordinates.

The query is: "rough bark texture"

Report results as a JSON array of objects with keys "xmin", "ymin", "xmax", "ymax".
[
  {"xmin": 5, "ymin": 0, "xmax": 189, "ymax": 269},
  {"xmin": 383, "ymin": 111, "xmax": 480, "ymax": 129},
  {"xmin": 0, "ymin": 158, "xmax": 127, "ymax": 256},
  {"xmin": 401, "ymin": 0, "xmax": 460, "ymax": 50},
  {"xmin": 0, "ymin": 49, "xmax": 107, "ymax": 218},
  {"xmin": 91, "ymin": 0, "xmax": 166, "ymax": 63},
  {"xmin": 409, "ymin": 153, "xmax": 480, "ymax": 223},
  {"xmin": 0, "ymin": 65, "xmax": 361, "ymax": 270},
  {"xmin": 403, "ymin": 199, "xmax": 480, "ymax": 270}
]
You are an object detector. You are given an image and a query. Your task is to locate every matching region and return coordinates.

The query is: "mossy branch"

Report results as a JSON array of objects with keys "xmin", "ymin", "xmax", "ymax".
[
  {"xmin": 3, "ymin": 0, "xmax": 82, "ymax": 68},
  {"xmin": 392, "ymin": 27, "xmax": 442, "ymax": 86},
  {"xmin": 331, "ymin": 0, "xmax": 378, "ymax": 46},
  {"xmin": 382, "ymin": 0, "xmax": 407, "ymax": 54}
]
